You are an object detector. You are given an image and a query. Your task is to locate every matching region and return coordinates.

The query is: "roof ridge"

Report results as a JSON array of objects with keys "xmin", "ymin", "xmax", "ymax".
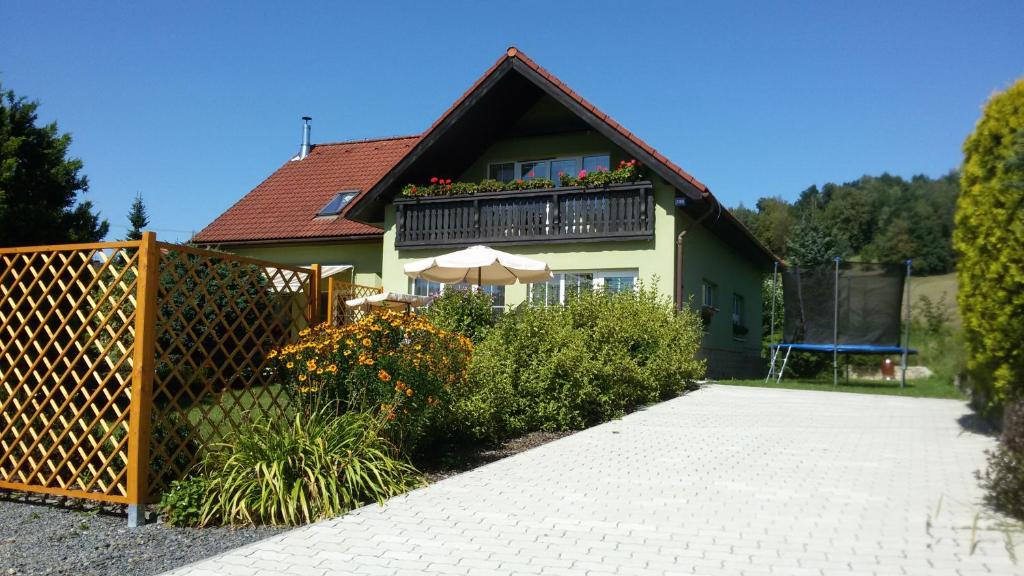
[{"xmin": 313, "ymin": 134, "xmax": 420, "ymax": 147}]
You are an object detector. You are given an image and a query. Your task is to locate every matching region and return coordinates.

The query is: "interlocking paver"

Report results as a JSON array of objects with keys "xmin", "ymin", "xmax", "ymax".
[{"xmin": 163, "ymin": 385, "xmax": 1023, "ymax": 575}]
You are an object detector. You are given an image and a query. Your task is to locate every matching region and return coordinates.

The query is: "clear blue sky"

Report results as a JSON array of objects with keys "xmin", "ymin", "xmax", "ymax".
[{"xmin": 2, "ymin": 1, "xmax": 1021, "ymax": 242}]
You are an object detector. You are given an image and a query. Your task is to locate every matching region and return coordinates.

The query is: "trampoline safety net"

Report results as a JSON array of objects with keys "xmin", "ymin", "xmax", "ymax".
[{"xmin": 782, "ymin": 262, "xmax": 906, "ymax": 347}]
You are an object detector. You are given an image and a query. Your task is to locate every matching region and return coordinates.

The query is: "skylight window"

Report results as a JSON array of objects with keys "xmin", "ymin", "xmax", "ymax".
[{"xmin": 317, "ymin": 190, "xmax": 358, "ymax": 217}]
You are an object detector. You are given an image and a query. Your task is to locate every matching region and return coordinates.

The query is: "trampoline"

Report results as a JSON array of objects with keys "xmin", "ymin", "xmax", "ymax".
[{"xmin": 766, "ymin": 258, "xmax": 916, "ymax": 387}]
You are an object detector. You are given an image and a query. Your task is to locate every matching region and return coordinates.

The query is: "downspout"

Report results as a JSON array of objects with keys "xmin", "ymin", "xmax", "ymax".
[{"xmin": 675, "ymin": 193, "xmax": 720, "ymax": 311}]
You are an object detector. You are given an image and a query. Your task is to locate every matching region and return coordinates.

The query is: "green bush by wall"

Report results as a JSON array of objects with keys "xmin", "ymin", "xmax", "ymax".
[
  {"xmin": 954, "ymin": 78, "xmax": 1024, "ymax": 413},
  {"xmin": 455, "ymin": 286, "xmax": 705, "ymax": 441}
]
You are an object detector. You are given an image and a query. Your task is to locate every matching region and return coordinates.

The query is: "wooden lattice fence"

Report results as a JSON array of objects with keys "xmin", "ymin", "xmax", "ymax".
[
  {"xmin": 326, "ymin": 277, "xmax": 383, "ymax": 326},
  {"xmin": 0, "ymin": 233, "xmax": 320, "ymax": 520}
]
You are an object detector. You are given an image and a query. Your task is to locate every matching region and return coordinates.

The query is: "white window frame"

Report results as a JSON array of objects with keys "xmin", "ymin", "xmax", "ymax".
[
  {"xmin": 528, "ymin": 269, "xmax": 638, "ymax": 306},
  {"xmin": 702, "ymin": 280, "xmax": 718, "ymax": 309},
  {"xmin": 593, "ymin": 270, "xmax": 638, "ymax": 293},
  {"xmin": 409, "ymin": 279, "xmax": 506, "ymax": 313},
  {"xmin": 487, "ymin": 153, "xmax": 611, "ymax": 185}
]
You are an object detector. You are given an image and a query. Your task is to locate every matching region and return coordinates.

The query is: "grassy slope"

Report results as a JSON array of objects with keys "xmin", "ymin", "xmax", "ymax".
[{"xmin": 910, "ymin": 272, "xmax": 959, "ymax": 325}]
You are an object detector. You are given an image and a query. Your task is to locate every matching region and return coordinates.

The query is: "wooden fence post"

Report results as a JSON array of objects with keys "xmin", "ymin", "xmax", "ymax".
[
  {"xmin": 309, "ymin": 264, "xmax": 322, "ymax": 325},
  {"xmin": 325, "ymin": 277, "xmax": 335, "ymax": 327},
  {"xmin": 126, "ymin": 231, "xmax": 159, "ymax": 527}
]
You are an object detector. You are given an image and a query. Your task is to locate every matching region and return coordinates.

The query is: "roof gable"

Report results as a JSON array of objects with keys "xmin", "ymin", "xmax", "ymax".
[{"xmin": 346, "ymin": 47, "xmax": 710, "ymax": 224}]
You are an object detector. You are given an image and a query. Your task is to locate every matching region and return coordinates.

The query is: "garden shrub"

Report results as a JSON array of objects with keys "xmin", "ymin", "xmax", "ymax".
[
  {"xmin": 158, "ymin": 405, "xmax": 421, "ymax": 527},
  {"xmin": 978, "ymin": 399, "xmax": 1024, "ymax": 520},
  {"xmin": 159, "ymin": 475, "xmax": 214, "ymax": 527},
  {"xmin": 954, "ymin": 78, "xmax": 1024, "ymax": 414},
  {"xmin": 270, "ymin": 310, "xmax": 472, "ymax": 453},
  {"xmin": 421, "ymin": 288, "xmax": 496, "ymax": 342},
  {"xmin": 457, "ymin": 285, "xmax": 704, "ymax": 441}
]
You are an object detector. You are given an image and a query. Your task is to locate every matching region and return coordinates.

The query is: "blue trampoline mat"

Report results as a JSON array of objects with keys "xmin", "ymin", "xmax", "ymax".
[{"xmin": 770, "ymin": 343, "xmax": 917, "ymax": 355}]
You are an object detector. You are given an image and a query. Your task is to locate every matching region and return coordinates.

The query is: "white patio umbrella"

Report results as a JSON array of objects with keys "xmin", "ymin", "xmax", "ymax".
[{"xmin": 403, "ymin": 245, "xmax": 552, "ymax": 286}]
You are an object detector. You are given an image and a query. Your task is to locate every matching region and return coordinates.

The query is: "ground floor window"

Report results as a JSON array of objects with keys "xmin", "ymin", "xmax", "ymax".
[
  {"xmin": 528, "ymin": 270, "xmax": 637, "ymax": 306},
  {"xmin": 410, "ymin": 279, "xmax": 506, "ymax": 313}
]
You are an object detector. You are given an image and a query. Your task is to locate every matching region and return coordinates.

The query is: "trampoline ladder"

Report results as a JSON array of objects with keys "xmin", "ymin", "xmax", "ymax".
[{"xmin": 765, "ymin": 345, "xmax": 793, "ymax": 384}]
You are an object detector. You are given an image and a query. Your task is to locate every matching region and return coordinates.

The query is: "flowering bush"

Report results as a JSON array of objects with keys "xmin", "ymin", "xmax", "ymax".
[
  {"xmin": 401, "ymin": 176, "xmax": 556, "ymax": 198},
  {"xmin": 557, "ymin": 159, "xmax": 644, "ymax": 188},
  {"xmin": 269, "ymin": 310, "xmax": 473, "ymax": 452},
  {"xmin": 399, "ymin": 161, "xmax": 645, "ymax": 198}
]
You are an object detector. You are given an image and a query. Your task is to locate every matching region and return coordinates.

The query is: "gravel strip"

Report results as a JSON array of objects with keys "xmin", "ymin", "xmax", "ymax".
[
  {"xmin": 0, "ymin": 495, "xmax": 283, "ymax": 576},
  {"xmin": 419, "ymin": 430, "xmax": 573, "ymax": 483},
  {"xmin": 0, "ymin": 430, "xmax": 572, "ymax": 575}
]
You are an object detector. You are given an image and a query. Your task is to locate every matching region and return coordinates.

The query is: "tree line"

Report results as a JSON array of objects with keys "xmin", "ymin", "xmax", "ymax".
[{"xmin": 732, "ymin": 172, "xmax": 959, "ymax": 274}]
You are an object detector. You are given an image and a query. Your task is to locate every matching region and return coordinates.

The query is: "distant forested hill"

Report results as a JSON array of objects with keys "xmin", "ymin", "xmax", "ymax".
[{"xmin": 732, "ymin": 172, "xmax": 959, "ymax": 274}]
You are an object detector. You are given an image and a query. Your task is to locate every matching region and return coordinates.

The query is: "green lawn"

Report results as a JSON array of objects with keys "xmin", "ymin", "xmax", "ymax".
[{"xmin": 717, "ymin": 375, "xmax": 964, "ymax": 399}]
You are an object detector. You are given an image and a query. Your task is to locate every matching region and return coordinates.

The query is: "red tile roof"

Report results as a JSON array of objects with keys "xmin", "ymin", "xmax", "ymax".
[{"xmin": 192, "ymin": 135, "xmax": 418, "ymax": 244}]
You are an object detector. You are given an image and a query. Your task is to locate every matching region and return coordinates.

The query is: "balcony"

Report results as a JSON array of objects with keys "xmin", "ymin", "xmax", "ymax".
[{"xmin": 394, "ymin": 181, "xmax": 654, "ymax": 248}]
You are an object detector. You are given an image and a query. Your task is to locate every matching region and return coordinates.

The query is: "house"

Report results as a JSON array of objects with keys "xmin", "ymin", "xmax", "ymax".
[{"xmin": 194, "ymin": 47, "xmax": 778, "ymax": 378}]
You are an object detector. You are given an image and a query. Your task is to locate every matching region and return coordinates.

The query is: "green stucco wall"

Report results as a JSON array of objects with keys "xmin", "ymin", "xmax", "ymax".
[
  {"xmin": 381, "ymin": 178, "xmax": 677, "ymax": 304},
  {"xmin": 227, "ymin": 240, "xmax": 383, "ymax": 287},
  {"xmin": 676, "ymin": 211, "xmax": 765, "ymax": 354}
]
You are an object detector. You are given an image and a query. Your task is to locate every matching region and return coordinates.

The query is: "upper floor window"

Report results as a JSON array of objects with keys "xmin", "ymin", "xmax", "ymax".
[
  {"xmin": 519, "ymin": 160, "xmax": 550, "ymax": 181},
  {"xmin": 488, "ymin": 162, "xmax": 515, "ymax": 183},
  {"xmin": 317, "ymin": 190, "xmax": 359, "ymax": 217},
  {"xmin": 487, "ymin": 154, "xmax": 611, "ymax": 186}
]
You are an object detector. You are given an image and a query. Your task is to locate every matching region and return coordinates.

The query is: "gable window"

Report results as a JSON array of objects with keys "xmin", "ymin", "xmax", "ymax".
[
  {"xmin": 488, "ymin": 162, "xmax": 515, "ymax": 183},
  {"xmin": 582, "ymin": 155, "xmax": 610, "ymax": 174},
  {"xmin": 487, "ymin": 154, "xmax": 612, "ymax": 187},
  {"xmin": 317, "ymin": 190, "xmax": 358, "ymax": 217},
  {"xmin": 519, "ymin": 160, "xmax": 550, "ymax": 181},
  {"xmin": 550, "ymin": 159, "xmax": 577, "ymax": 185}
]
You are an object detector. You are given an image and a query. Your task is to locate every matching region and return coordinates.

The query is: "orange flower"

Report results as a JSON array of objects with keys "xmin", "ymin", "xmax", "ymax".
[
  {"xmin": 405, "ymin": 388, "xmax": 413, "ymax": 397},
  {"xmin": 378, "ymin": 369, "xmax": 391, "ymax": 382},
  {"xmin": 362, "ymin": 338, "xmax": 372, "ymax": 347}
]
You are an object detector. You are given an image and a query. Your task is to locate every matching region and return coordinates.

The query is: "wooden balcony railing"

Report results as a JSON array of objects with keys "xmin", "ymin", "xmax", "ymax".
[{"xmin": 394, "ymin": 181, "xmax": 655, "ymax": 248}]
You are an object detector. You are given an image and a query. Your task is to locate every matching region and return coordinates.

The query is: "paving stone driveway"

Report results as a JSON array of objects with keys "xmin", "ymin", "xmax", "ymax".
[{"xmin": 166, "ymin": 385, "xmax": 1021, "ymax": 576}]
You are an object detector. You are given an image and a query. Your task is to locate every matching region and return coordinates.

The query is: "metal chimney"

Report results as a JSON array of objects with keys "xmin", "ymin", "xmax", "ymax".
[{"xmin": 299, "ymin": 116, "xmax": 312, "ymax": 160}]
